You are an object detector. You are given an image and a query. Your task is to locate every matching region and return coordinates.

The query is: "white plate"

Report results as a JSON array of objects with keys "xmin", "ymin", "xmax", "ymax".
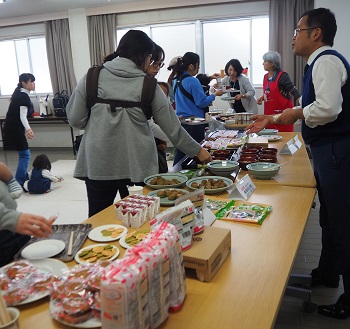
[
  {"xmin": 221, "ymin": 96, "xmax": 236, "ymax": 101},
  {"xmin": 257, "ymin": 129, "xmax": 278, "ymax": 136},
  {"xmin": 0, "ymin": 259, "xmax": 68, "ymax": 306},
  {"xmin": 185, "ymin": 117, "xmax": 205, "ymax": 122},
  {"xmin": 88, "ymin": 224, "xmax": 127, "ymax": 242},
  {"xmin": 186, "ymin": 176, "xmax": 234, "ymax": 194},
  {"xmin": 119, "ymin": 234, "xmax": 132, "ymax": 249},
  {"xmin": 74, "ymin": 244, "xmax": 120, "ymax": 264},
  {"xmin": 147, "ymin": 189, "xmax": 189, "ymax": 206},
  {"xmin": 265, "ymin": 135, "xmax": 282, "ymax": 142},
  {"xmin": 21, "ymin": 239, "xmax": 66, "ymax": 259},
  {"xmin": 28, "ymin": 258, "xmax": 68, "ymax": 277},
  {"xmin": 50, "ymin": 300, "xmax": 101, "ymax": 328}
]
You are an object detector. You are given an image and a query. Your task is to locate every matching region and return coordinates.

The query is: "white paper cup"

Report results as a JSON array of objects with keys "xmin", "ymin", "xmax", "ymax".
[
  {"xmin": 0, "ymin": 308, "xmax": 20, "ymax": 329},
  {"xmin": 128, "ymin": 185, "xmax": 143, "ymax": 195}
]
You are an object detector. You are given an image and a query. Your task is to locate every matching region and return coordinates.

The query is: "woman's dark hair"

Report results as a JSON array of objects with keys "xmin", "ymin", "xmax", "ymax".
[
  {"xmin": 196, "ymin": 73, "xmax": 211, "ymax": 86},
  {"xmin": 152, "ymin": 43, "xmax": 165, "ymax": 64},
  {"xmin": 103, "ymin": 30, "xmax": 155, "ymax": 69},
  {"xmin": 175, "ymin": 52, "xmax": 200, "ymax": 76},
  {"xmin": 301, "ymin": 8, "xmax": 337, "ymax": 47},
  {"xmin": 33, "ymin": 154, "xmax": 51, "ymax": 171},
  {"xmin": 157, "ymin": 82, "xmax": 170, "ymax": 96},
  {"xmin": 11, "ymin": 73, "xmax": 35, "ymax": 100},
  {"xmin": 224, "ymin": 59, "xmax": 244, "ymax": 76}
]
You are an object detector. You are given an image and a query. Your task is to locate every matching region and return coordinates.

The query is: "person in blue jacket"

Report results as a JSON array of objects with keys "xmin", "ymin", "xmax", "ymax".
[{"xmin": 173, "ymin": 52, "xmax": 223, "ymax": 164}]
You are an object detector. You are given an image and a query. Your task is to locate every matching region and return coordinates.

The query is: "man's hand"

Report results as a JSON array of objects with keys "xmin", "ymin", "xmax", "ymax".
[
  {"xmin": 15, "ymin": 213, "xmax": 55, "ymax": 238},
  {"xmin": 278, "ymin": 108, "xmax": 303, "ymax": 124},
  {"xmin": 196, "ymin": 148, "xmax": 213, "ymax": 164},
  {"xmin": 245, "ymin": 114, "xmax": 271, "ymax": 134}
]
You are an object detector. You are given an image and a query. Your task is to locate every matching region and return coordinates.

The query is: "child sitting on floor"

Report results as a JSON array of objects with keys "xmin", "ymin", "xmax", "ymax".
[{"xmin": 27, "ymin": 154, "xmax": 62, "ymax": 194}]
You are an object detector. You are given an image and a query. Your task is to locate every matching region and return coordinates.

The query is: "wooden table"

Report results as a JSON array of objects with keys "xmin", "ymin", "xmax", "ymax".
[
  {"xmin": 17, "ymin": 184, "xmax": 316, "ymax": 329},
  {"xmin": 237, "ymin": 132, "xmax": 316, "ymax": 188},
  {"xmin": 0, "ymin": 116, "xmax": 76, "ymax": 156},
  {"xmin": 171, "ymin": 132, "xmax": 316, "ymax": 189}
]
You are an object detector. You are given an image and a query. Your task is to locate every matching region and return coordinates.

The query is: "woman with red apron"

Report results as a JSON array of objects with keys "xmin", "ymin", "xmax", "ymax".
[{"xmin": 257, "ymin": 51, "xmax": 301, "ymax": 132}]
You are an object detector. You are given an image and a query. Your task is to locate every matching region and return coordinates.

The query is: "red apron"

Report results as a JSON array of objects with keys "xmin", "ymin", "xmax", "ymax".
[{"xmin": 263, "ymin": 71, "xmax": 294, "ymax": 132}]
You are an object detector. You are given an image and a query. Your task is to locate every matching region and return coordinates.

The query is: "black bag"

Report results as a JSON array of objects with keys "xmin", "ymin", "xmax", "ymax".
[
  {"xmin": 53, "ymin": 90, "xmax": 70, "ymax": 117},
  {"xmin": 74, "ymin": 134, "xmax": 83, "ymax": 152}
]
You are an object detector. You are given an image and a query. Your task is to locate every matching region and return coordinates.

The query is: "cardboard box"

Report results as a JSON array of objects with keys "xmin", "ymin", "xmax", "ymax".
[
  {"xmin": 183, "ymin": 226, "xmax": 231, "ymax": 282},
  {"xmin": 247, "ymin": 136, "xmax": 269, "ymax": 147}
]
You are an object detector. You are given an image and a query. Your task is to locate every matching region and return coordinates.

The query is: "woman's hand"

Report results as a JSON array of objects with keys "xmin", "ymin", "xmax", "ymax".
[
  {"xmin": 256, "ymin": 96, "xmax": 264, "ymax": 105},
  {"xmin": 26, "ymin": 128, "xmax": 34, "ymax": 139},
  {"xmin": 245, "ymin": 114, "xmax": 271, "ymax": 134},
  {"xmin": 196, "ymin": 148, "xmax": 212, "ymax": 164},
  {"xmin": 15, "ymin": 213, "xmax": 55, "ymax": 238}
]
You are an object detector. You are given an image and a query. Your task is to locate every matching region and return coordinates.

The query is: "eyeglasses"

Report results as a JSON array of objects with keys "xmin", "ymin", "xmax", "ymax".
[
  {"xmin": 152, "ymin": 62, "xmax": 165, "ymax": 69},
  {"xmin": 293, "ymin": 27, "xmax": 320, "ymax": 37}
]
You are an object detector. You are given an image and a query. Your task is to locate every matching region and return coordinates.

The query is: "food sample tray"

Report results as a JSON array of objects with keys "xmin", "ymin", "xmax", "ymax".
[{"xmin": 14, "ymin": 224, "xmax": 92, "ymax": 262}]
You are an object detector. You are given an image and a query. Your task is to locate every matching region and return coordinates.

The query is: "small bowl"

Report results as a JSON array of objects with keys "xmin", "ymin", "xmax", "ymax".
[
  {"xmin": 212, "ymin": 156, "xmax": 227, "ymax": 161},
  {"xmin": 0, "ymin": 307, "xmax": 20, "ymax": 329},
  {"xmin": 262, "ymin": 147, "xmax": 278, "ymax": 154},
  {"xmin": 238, "ymin": 158, "xmax": 258, "ymax": 170},
  {"xmin": 259, "ymin": 156, "xmax": 277, "ymax": 163},
  {"xmin": 213, "ymin": 150, "xmax": 230, "ymax": 157},
  {"xmin": 207, "ymin": 160, "xmax": 239, "ymax": 176},
  {"xmin": 241, "ymin": 149, "xmax": 259, "ymax": 155},
  {"xmin": 246, "ymin": 162, "xmax": 281, "ymax": 179}
]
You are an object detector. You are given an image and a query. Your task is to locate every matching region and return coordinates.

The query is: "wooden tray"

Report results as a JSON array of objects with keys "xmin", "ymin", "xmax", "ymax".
[{"xmin": 14, "ymin": 224, "xmax": 92, "ymax": 262}]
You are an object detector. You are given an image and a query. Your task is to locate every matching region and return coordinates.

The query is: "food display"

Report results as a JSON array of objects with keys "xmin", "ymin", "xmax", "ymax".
[
  {"xmin": 186, "ymin": 176, "xmax": 234, "ymax": 194},
  {"xmin": 119, "ymin": 229, "xmax": 151, "ymax": 248},
  {"xmin": 75, "ymin": 244, "xmax": 120, "ymax": 264},
  {"xmin": 150, "ymin": 176, "xmax": 181, "ymax": 186},
  {"xmin": 189, "ymin": 178, "xmax": 227, "ymax": 190},
  {"xmin": 50, "ymin": 262, "xmax": 106, "ymax": 327},
  {"xmin": 88, "ymin": 224, "xmax": 127, "ymax": 242},
  {"xmin": 0, "ymin": 260, "xmax": 66, "ymax": 306},
  {"xmin": 144, "ymin": 173, "xmax": 188, "ymax": 189},
  {"xmin": 156, "ymin": 189, "xmax": 185, "ymax": 199}
]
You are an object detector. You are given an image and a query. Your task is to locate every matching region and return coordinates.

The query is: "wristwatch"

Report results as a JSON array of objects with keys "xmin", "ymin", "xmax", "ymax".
[{"xmin": 273, "ymin": 114, "xmax": 281, "ymax": 123}]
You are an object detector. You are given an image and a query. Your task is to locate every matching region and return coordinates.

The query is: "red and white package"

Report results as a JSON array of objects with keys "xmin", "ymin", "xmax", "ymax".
[
  {"xmin": 125, "ymin": 242, "xmax": 169, "ymax": 329},
  {"xmin": 150, "ymin": 222, "xmax": 186, "ymax": 312},
  {"xmin": 101, "ymin": 256, "xmax": 149, "ymax": 329}
]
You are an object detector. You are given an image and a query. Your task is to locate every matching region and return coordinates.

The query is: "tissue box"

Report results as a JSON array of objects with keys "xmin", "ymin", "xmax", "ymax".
[{"xmin": 182, "ymin": 226, "xmax": 231, "ymax": 282}]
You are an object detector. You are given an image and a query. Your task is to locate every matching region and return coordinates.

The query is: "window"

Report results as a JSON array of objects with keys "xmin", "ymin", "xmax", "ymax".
[
  {"xmin": 117, "ymin": 16, "xmax": 268, "ymax": 85},
  {"xmin": 0, "ymin": 36, "xmax": 52, "ymax": 96}
]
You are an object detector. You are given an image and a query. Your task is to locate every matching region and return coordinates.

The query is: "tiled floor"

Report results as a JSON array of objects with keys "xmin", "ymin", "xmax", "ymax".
[{"xmin": 1, "ymin": 147, "xmax": 349, "ymax": 328}]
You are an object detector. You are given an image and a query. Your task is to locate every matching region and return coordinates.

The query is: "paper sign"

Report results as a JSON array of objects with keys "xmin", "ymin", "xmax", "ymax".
[
  {"xmin": 279, "ymin": 134, "xmax": 302, "ymax": 154},
  {"xmin": 228, "ymin": 174, "xmax": 256, "ymax": 200}
]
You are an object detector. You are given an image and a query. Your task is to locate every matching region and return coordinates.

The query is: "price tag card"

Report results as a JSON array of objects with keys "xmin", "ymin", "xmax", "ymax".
[
  {"xmin": 280, "ymin": 134, "xmax": 301, "ymax": 154},
  {"xmin": 228, "ymin": 174, "xmax": 256, "ymax": 200}
]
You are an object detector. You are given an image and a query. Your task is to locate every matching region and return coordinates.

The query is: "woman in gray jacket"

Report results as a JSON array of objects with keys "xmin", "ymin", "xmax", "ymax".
[
  {"xmin": 66, "ymin": 30, "xmax": 212, "ymax": 217},
  {"xmin": 221, "ymin": 58, "xmax": 258, "ymax": 114}
]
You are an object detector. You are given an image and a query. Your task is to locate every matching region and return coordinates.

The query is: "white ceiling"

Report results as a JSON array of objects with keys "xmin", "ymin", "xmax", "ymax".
[{"xmin": 0, "ymin": 0, "xmax": 139, "ymax": 20}]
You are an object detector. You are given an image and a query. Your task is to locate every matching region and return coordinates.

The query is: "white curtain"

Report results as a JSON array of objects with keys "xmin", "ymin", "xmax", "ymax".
[
  {"xmin": 269, "ymin": 0, "xmax": 314, "ymax": 95},
  {"xmin": 88, "ymin": 14, "xmax": 117, "ymax": 66}
]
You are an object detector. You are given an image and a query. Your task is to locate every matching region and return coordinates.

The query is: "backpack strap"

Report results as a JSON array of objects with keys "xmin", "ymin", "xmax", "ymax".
[
  {"xmin": 140, "ymin": 76, "xmax": 157, "ymax": 120},
  {"xmin": 86, "ymin": 65, "xmax": 103, "ymax": 111},
  {"xmin": 84, "ymin": 66, "xmax": 157, "ymax": 125},
  {"xmin": 174, "ymin": 74, "xmax": 194, "ymax": 103}
]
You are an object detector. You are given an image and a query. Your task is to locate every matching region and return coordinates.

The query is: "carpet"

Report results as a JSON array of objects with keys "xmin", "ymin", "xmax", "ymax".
[{"xmin": 16, "ymin": 160, "xmax": 107, "ymax": 225}]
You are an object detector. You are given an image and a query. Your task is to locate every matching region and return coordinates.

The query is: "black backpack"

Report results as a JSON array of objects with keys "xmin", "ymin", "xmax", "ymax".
[
  {"xmin": 53, "ymin": 90, "xmax": 70, "ymax": 117},
  {"xmin": 85, "ymin": 65, "xmax": 157, "ymax": 125},
  {"xmin": 74, "ymin": 66, "xmax": 158, "ymax": 153}
]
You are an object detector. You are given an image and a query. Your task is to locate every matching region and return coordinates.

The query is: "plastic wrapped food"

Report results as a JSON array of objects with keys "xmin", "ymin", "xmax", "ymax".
[{"xmin": 215, "ymin": 200, "xmax": 272, "ymax": 224}]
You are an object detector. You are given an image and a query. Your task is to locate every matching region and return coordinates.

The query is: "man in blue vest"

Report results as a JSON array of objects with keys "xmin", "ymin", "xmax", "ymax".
[{"xmin": 246, "ymin": 8, "xmax": 350, "ymax": 319}]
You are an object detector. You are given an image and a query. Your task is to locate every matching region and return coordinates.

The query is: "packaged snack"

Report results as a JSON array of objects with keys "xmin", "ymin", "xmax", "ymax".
[
  {"xmin": 176, "ymin": 189, "xmax": 205, "ymax": 234},
  {"xmin": 151, "ymin": 222, "xmax": 186, "ymax": 312},
  {"xmin": 101, "ymin": 256, "xmax": 148, "ymax": 329},
  {"xmin": 125, "ymin": 242, "xmax": 169, "ymax": 329},
  {"xmin": 215, "ymin": 200, "xmax": 272, "ymax": 224}
]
